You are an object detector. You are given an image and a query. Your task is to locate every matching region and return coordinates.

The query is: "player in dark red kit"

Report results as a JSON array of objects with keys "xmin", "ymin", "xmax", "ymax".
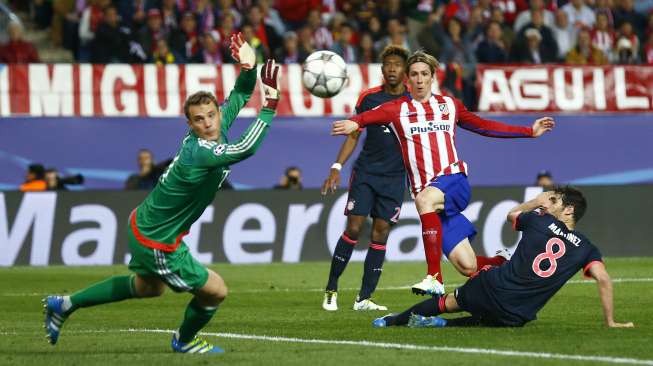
[
  {"xmin": 332, "ymin": 51, "xmax": 555, "ymax": 296},
  {"xmin": 373, "ymin": 187, "xmax": 634, "ymax": 329},
  {"xmin": 321, "ymin": 46, "xmax": 410, "ymax": 312}
]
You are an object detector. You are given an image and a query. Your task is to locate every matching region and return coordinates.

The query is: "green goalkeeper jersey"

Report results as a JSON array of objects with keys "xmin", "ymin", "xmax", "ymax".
[{"xmin": 132, "ymin": 68, "xmax": 273, "ymax": 248}]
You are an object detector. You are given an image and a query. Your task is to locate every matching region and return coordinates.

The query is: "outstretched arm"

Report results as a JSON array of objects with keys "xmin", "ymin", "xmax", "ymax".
[
  {"xmin": 587, "ymin": 262, "xmax": 634, "ymax": 328},
  {"xmin": 221, "ymin": 32, "xmax": 258, "ymax": 131},
  {"xmin": 457, "ymin": 99, "xmax": 554, "ymax": 138},
  {"xmin": 198, "ymin": 60, "xmax": 280, "ymax": 167},
  {"xmin": 331, "ymin": 102, "xmax": 396, "ymax": 135}
]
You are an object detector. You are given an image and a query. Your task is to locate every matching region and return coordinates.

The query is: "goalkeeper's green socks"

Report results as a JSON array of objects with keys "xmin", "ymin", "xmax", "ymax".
[
  {"xmin": 63, "ymin": 275, "xmax": 136, "ymax": 314},
  {"xmin": 178, "ymin": 298, "xmax": 218, "ymax": 343}
]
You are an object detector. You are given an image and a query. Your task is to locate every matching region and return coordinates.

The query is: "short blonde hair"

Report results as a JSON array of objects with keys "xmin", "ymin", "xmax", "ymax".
[{"xmin": 406, "ymin": 51, "xmax": 440, "ymax": 76}]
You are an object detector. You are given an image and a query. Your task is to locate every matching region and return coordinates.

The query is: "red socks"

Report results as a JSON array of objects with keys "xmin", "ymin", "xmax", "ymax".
[
  {"xmin": 420, "ymin": 212, "xmax": 443, "ymax": 283},
  {"xmin": 475, "ymin": 255, "xmax": 507, "ymax": 268}
]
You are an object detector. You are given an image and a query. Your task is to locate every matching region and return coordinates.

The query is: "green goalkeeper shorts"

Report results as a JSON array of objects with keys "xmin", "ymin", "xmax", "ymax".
[{"xmin": 127, "ymin": 226, "xmax": 209, "ymax": 292}]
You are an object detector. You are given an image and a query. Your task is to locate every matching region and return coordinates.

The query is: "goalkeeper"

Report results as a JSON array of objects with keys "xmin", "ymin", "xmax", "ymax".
[{"xmin": 43, "ymin": 33, "xmax": 282, "ymax": 354}]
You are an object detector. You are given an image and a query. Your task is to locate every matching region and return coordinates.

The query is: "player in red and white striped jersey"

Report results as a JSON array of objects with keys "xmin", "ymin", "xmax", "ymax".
[{"xmin": 332, "ymin": 51, "xmax": 554, "ymax": 296}]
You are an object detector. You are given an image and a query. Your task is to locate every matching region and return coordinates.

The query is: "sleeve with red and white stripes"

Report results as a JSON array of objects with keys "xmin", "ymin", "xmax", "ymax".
[
  {"xmin": 350, "ymin": 101, "xmax": 397, "ymax": 128},
  {"xmin": 456, "ymin": 99, "xmax": 533, "ymax": 138}
]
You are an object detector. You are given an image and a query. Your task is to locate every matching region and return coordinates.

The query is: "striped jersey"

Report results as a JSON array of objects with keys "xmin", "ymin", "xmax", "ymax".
[
  {"xmin": 351, "ymin": 94, "xmax": 533, "ymax": 195},
  {"xmin": 131, "ymin": 68, "xmax": 275, "ymax": 252}
]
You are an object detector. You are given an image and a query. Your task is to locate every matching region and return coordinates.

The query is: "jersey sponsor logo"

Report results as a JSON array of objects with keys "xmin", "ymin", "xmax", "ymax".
[
  {"xmin": 409, "ymin": 121, "xmax": 451, "ymax": 135},
  {"xmin": 213, "ymin": 144, "xmax": 227, "ymax": 156}
]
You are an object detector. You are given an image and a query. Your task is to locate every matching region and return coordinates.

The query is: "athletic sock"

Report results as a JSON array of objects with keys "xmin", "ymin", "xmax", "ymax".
[
  {"xmin": 420, "ymin": 212, "xmax": 443, "ymax": 283},
  {"xmin": 326, "ymin": 233, "xmax": 357, "ymax": 291},
  {"xmin": 475, "ymin": 255, "xmax": 507, "ymax": 270},
  {"xmin": 178, "ymin": 297, "xmax": 218, "ymax": 343},
  {"xmin": 386, "ymin": 296, "xmax": 442, "ymax": 326},
  {"xmin": 358, "ymin": 241, "xmax": 386, "ymax": 300},
  {"xmin": 68, "ymin": 275, "xmax": 135, "ymax": 314}
]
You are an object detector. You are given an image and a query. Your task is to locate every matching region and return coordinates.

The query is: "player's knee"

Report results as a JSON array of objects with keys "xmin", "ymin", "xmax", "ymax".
[
  {"xmin": 415, "ymin": 189, "xmax": 444, "ymax": 213},
  {"xmin": 345, "ymin": 218, "xmax": 364, "ymax": 239},
  {"xmin": 134, "ymin": 276, "xmax": 166, "ymax": 298},
  {"xmin": 457, "ymin": 262, "xmax": 478, "ymax": 277},
  {"xmin": 371, "ymin": 221, "xmax": 390, "ymax": 243}
]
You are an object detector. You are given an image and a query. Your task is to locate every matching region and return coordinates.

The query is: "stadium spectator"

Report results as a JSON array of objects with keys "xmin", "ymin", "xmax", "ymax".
[
  {"xmin": 566, "ymin": 28, "xmax": 608, "ymax": 65},
  {"xmin": 551, "ymin": 9, "xmax": 575, "ymax": 61},
  {"xmin": 193, "ymin": 0, "xmax": 215, "ymax": 33},
  {"xmin": 45, "ymin": 168, "xmax": 84, "ymax": 190},
  {"xmin": 152, "ymin": 39, "xmax": 177, "ymax": 64},
  {"xmin": 476, "ymin": 21, "xmax": 509, "ymax": 63},
  {"xmin": 644, "ymin": 33, "xmax": 653, "ymax": 64},
  {"xmin": 516, "ymin": 9, "xmax": 559, "ymax": 58},
  {"xmin": 138, "ymin": 9, "xmax": 167, "ymax": 60},
  {"xmin": 215, "ymin": 0, "xmax": 242, "ymax": 28},
  {"xmin": 246, "ymin": 4, "xmax": 281, "ymax": 55},
  {"xmin": 124, "ymin": 149, "xmax": 162, "ymax": 190},
  {"xmin": 274, "ymin": 167, "xmax": 303, "ymax": 190},
  {"xmin": 443, "ymin": 0, "xmax": 473, "ymax": 26},
  {"xmin": 20, "ymin": 164, "xmax": 47, "ymax": 192},
  {"xmin": 490, "ymin": 7, "xmax": 516, "ymax": 54},
  {"xmin": 241, "ymin": 23, "xmax": 266, "ymax": 63},
  {"xmin": 274, "ymin": 0, "xmax": 320, "ymax": 30},
  {"xmin": 307, "ymin": 8, "xmax": 333, "ymax": 50},
  {"xmin": 378, "ymin": 18, "xmax": 415, "ymax": 53},
  {"xmin": 259, "ymin": 0, "xmax": 286, "ymax": 37},
  {"xmin": 91, "ymin": 6, "xmax": 127, "ymax": 63},
  {"xmin": 357, "ymin": 32, "xmax": 377, "ymax": 63},
  {"xmin": 160, "ymin": 0, "xmax": 180, "ymax": 32},
  {"xmin": 535, "ymin": 170, "xmax": 554, "ymax": 188},
  {"xmin": 366, "ymin": 15, "xmax": 385, "ymax": 44},
  {"xmin": 0, "ymin": 21, "xmax": 40, "ymax": 63},
  {"xmin": 613, "ymin": 0, "xmax": 646, "ymax": 40},
  {"xmin": 168, "ymin": 11, "xmax": 200, "ymax": 62},
  {"xmin": 513, "ymin": 0, "xmax": 554, "ymax": 32},
  {"xmin": 615, "ymin": 37, "xmax": 638, "ymax": 64},
  {"xmin": 194, "ymin": 30, "xmax": 224, "ymax": 64},
  {"xmin": 594, "ymin": 0, "xmax": 615, "ymax": 27},
  {"xmin": 561, "ymin": 0, "xmax": 595, "ymax": 31},
  {"xmin": 275, "ymin": 31, "xmax": 300, "ymax": 64},
  {"xmin": 297, "ymin": 25, "xmax": 317, "ymax": 59},
  {"xmin": 331, "ymin": 23, "xmax": 357, "ymax": 63},
  {"xmin": 591, "ymin": 11, "xmax": 616, "ymax": 62},
  {"xmin": 78, "ymin": 0, "xmax": 111, "ymax": 62},
  {"xmin": 490, "ymin": 0, "xmax": 529, "ymax": 27},
  {"xmin": 435, "ymin": 16, "xmax": 476, "ymax": 76},
  {"xmin": 217, "ymin": 12, "xmax": 238, "ymax": 64},
  {"xmin": 616, "ymin": 21, "xmax": 640, "ymax": 62},
  {"xmin": 511, "ymin": 27, "xmax": 555, "ymax": 63}
]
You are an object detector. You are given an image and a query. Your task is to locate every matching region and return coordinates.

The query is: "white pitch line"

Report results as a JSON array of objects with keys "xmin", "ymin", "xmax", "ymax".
[
  {"xmin": 2, "ymin": 277, "xmax": 653, "ymax": 296},
  {"xmin": 17, "ymin": 328, "xmax": 652, "ymax": 366},
  {"xmin": 2, "ymin": 328, "xmax": 652, "ymax": 364}
]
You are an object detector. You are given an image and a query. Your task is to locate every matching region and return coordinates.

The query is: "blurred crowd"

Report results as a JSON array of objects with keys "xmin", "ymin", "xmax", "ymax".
[{"xmin": 2, "ymin": 0, "xmax": 652, "ymax": 66}]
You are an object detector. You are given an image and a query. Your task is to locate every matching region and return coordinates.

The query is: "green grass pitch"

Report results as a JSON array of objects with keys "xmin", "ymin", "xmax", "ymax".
[{"xmin": 1, "ymin": 258, "xmax": 652, "ymax": 365}]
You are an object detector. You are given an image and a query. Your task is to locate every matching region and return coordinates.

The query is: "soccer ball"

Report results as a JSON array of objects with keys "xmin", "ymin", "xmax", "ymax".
[{"xmin": 302, "ymin": 51, "xmax": 348, "ymax": 98}]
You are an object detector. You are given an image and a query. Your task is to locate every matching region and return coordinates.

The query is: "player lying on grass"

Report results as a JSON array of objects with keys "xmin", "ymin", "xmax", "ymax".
[
  {"xmin": 372, "ymin": 187, "xmax": 634, "ymax": 329},
  {"xmin": 331, "ymin": 50, "xmax": 555, "ymax": 297},
  {"xmin": 43, "ymin": 34, "xmax": 282, "ymax": 354}
]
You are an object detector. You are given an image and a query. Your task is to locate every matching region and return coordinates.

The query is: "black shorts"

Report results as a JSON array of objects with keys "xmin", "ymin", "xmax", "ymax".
[
  {"xmin": 454, "ymin": 272, "xmax": 526, "ymax": 327},
  {"xmin": 344, "ymin": 170, "xmax": 405, "ymax": 224}
]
